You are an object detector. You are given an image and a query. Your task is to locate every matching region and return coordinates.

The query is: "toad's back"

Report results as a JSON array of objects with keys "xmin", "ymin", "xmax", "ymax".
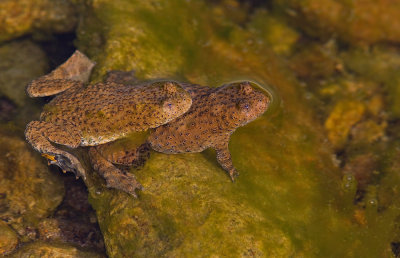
[
  {"xmin": 149, "ymin": 82, "xmax": 270, "ymax": 153},
  {"xmin": 41, "ymin": 81, "xmax": 192, "ymax": 144}
]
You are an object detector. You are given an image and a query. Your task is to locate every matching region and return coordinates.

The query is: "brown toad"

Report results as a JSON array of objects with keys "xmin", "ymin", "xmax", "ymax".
[
  {"xmin": 148, "ymin": 81, "xmax": 271, "ymax": 180},
  {"xmin": 25, "ymin": 51, "xmax": 192, "ymax": 196}
]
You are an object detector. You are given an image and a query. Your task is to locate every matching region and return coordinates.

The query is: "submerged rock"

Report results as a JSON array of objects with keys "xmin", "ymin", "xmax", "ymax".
[
  {"xmin": 0, "ymin": 130, "xmax": 64, "ymax": 241},
  {"xmin": 341, "ymin": 47, "xmax": 400, "ymax": 119},
  {"xmin": 9, "ymin": 241, "xmax": 105, "ymax": 258},
  {"xmin": 0, "ymin": 40, "xmax": 49, "ymax": 128},
  {"xmin": 246, "ymin": 9, "xmax": 299, "ymax": 56},
  {"xmin": 0, "ymin": 40, "xmax": 48, "ymax": 106},
  {"xmin": 0, "ymin": 0, "xmax": 78, "ymax": 43},
  {"xmin": 274, "ymin": 0, "xmax": 400, "ymax": 45},
  {"xmin": 324, "ymin": 100, "xmax": 366, "ymax": 150},
  {"xmin": 3, "ymin": 0, "xmax": 398, "ymax": 257},
  {"xmin": 0, "ymin": 220, "xmax": 18, "ymax": 255},
  {"xmin": 74, "ymin": 0, "xmax": 386, "ymax": 257}
]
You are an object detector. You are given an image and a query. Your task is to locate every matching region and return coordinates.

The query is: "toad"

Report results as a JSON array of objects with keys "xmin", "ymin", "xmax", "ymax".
[
  {"xmin": 148, "ymin": 81, "xmax": 271, "ymax": 180},
  {"xmin": 25, "ymin": 51, "xmax": 192, "ymax": 196}
]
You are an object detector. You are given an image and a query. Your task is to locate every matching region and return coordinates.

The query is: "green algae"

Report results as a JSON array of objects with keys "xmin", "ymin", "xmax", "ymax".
[
  {"xmin": 0, "ymin": 0, "xmax": 398, "ymax": 256},
  {"xmin": 273, "ymin": 0, "xmax": 400, "ymax": 46},
  {"xmin": 72, "ymin": 0, "xmax": 400, "ymax": 257},
  {"xmin": 243, "ymin": 8, "xmax": 299, "ymax": 57},
  {"xmin": 324, "ymin": 100, "xmax": 366, "ymax": 150},
  {"xmin": 341, "ymin": 47, "xmax": 400, "ymax": 119}
]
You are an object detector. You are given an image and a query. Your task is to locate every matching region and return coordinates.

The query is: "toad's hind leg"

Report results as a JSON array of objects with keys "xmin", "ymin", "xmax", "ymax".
[
  {"xmin": 25, "ymin": 121, "xmax": 86, "ymax": 179},
  {"xmin": 27, "ymin": 79, "xmax": 84, "ymax": 97},
  {"xmin": 26, "ymin": 50, "xmax": 95, "ymax": 97},
  {"xmin": 89, "ymin": 148, "xmax": 143, "ymax": 197}
]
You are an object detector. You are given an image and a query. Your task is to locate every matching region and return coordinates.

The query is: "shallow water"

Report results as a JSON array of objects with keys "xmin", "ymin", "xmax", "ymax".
[{"xmin": 1, "ymin": 0, "xmax": 400, "ymax": 257}]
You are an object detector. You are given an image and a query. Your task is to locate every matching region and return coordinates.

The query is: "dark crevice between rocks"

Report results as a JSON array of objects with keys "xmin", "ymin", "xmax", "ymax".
[
  {"xmin": 0, "ymin": 96, "xmax": 17, "ymax": 122},
  {"xmin": 239, "ymin": 0, "xmax": 272, "ymax": 10},
  {"xmin": 37, "ymin": 32, "xmax": 77, "ymax": 71},
  {"xmin": 40, "ymin": 169, "xmax": 105, "ymax": 253},
  {"xmin": 35, "ymin": 32, "xmax": 77, "ymax": 104},
  {"xmin": 392, "ymin": 242, "xmax": 400, "ymax": 257}
]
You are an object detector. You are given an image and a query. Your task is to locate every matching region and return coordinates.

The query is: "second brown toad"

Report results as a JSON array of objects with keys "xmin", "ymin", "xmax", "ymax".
[{"xmin": 147, "ymin": 81, "xmax": 271, "ymax": 180}]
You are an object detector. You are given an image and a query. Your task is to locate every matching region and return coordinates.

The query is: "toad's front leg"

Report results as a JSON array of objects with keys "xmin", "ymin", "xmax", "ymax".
[
  {"xmin": 214, "ymin": 139, "xmax": 239, "ymax": 181},
  {"xmin": 25, "ymin": 121, "xmax": 86, "ymax": 179},
  {"xmin": 88, "ymin": 147, "xmax": 143, "ymax": 197}
]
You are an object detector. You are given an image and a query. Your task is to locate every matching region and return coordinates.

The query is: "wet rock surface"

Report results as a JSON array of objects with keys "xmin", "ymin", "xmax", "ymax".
[
  {"xmin": 0, "ymin": 131, "xmax": 105, "ymax": 256},
  {"xmin": 274, "ymin": 0, "xmax": 400, "ymax": 45},
  {"xmin": 0, "ymin": 0, "xmax": 400, "ymax": 257},
  {"xmin": 9, "ymin": 241, "xmax": 105, "ymax": 258},
  {"xmin": 0, "ymin": 0, "xmax": 78, "ymax": 43},
  {"xmin": 38, "ymin": 176, "xmax": 105, "ymax": 251},
  {"xmin": 0, "ymin": 220, "xmax": 18, "ymax": 255},
  {"xmin": 0, "ymin": 131, "xmax": 64, "ymax": 238},
  {"xmin": 75, "ymin": 1, "xmax": 400, "ymax": 257},
  {"xmin": 0, "ymin": 40, "xmax": 48, "ymax": 106}
]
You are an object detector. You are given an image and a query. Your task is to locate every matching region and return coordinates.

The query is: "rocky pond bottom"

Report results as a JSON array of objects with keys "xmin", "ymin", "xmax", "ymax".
[{"xmin": 1, "ymin": 0, "xmax": 400, "ymax": 257}]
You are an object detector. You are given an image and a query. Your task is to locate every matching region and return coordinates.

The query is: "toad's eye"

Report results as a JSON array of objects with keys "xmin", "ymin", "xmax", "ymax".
[
  {"xmin": 163, "ymin": 102, "xmax": 174, "ymax": 110},
  {"xmin": 238, "ymin": 101, "xmax": 250, "ymax": 111}
]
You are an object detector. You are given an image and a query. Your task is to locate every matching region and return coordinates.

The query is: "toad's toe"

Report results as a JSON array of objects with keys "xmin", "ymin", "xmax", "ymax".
[{"xmin": 229, "ymin": 169, "xmax": 239, "ymax": 182}]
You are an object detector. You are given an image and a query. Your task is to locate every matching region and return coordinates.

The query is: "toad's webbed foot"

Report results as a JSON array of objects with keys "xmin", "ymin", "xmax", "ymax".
[
  {"xmin": 43, "ymin": 153, "xmax": 86, "ymax": 179},
  {"xmin": 89, "ymin": 148, "xmax": 143, "ymax": 197}
]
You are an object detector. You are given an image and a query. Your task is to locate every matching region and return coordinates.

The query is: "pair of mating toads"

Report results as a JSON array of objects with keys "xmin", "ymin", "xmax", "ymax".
[{"xmin": 25, "ymin": 51, "xmax": 271, "ymax": 197}]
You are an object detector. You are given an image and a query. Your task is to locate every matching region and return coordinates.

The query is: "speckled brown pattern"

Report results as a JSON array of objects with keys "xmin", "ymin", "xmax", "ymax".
[
  {"xmin": 96, "ymin": 142, "xmax": 150, "ymax": 166},
  {"xmin": 40, "ymin": 80, "xmax": 192, "ymax": 146},
  {"xmin": 25, "ymin": 51, "xmax": 192, "ymax": 196},
  {"xmin": 148, "ymin": 81, "xmax": 270, "ymax": 180}
]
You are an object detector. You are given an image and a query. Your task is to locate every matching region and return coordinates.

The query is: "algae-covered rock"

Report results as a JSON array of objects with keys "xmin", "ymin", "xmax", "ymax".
[
  {"xmin": 0, "ymin": 0, "xmax": 398, "ymax": 256},
  {"xmin": 289, "ymin": 42, "xmax": 341, "ymax": 81},
  {"xmin": 71, "ymin": 0, "xmax": 400, "ymax": 257},
  {"xmin": 350, "ymin": 120, "xmax": 387, "ymax": 145},
  {"xmin": 90, "ymin": 153, "xmax": 297, "ymax": 257},
  {"xmin": 0, "ymin": 131, "xmax": 64, "ymax": 240},
  {"xmin": 274, "ymin": 0, "xmax": 400, "ymax": 45},
  {"xmin": 246, "ymin": 9, "xmax": 299, "ymax": 56},
  {"xmin": 9, "ymin": 241, "xmax": 105, "ymax": 258},
  {"xmin": 324, "ymin": 100, "xmax": 366, "ymax": 150},
  {"xmin": 0, "ymin": 40, "xmax": 48, "ymax": 106},
  {"xmin": 38, "ymin": 217, "xmax": 104, "ymax": 250},
  {"xmin": 0, "ymin": 0, "xmax": 78, "ymax": 43},
  {"xmin": 0, "ymin": 220, "xmax": 18, "ymax": 255},
  {"xmin": 341, "ymin": 47, "xmax": 400, "ymax": 119}
]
